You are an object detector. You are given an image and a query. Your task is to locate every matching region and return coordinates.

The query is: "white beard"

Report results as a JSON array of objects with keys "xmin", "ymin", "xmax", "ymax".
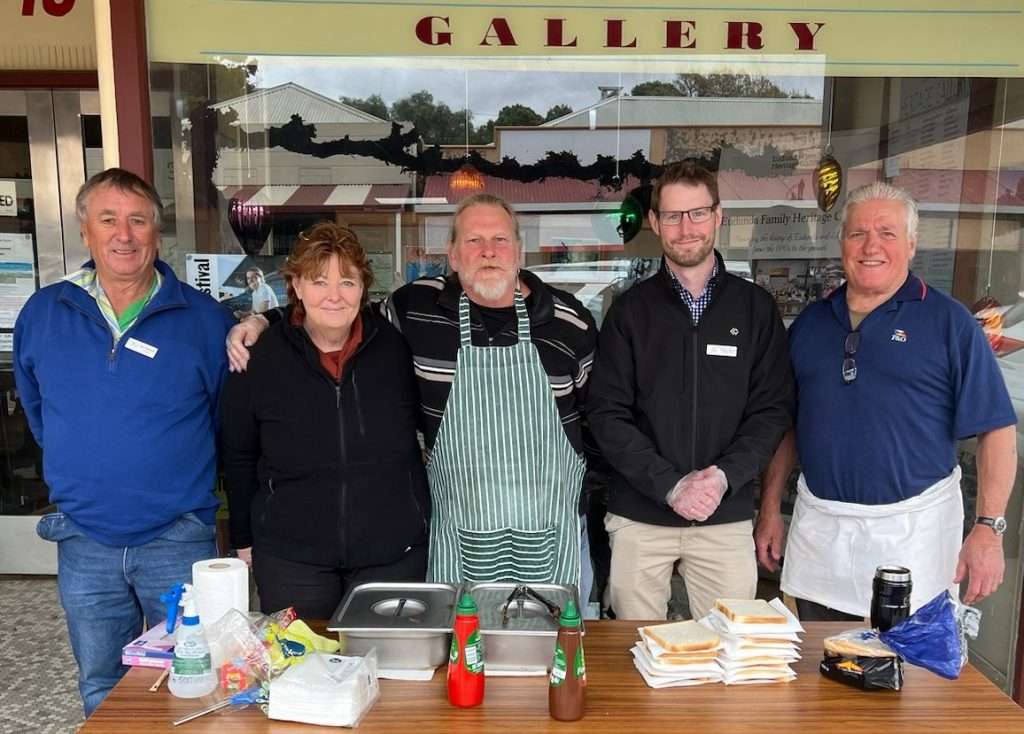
[{"xmin": 465, "ymin": 269, "xmax": 517, "ymax": 303}]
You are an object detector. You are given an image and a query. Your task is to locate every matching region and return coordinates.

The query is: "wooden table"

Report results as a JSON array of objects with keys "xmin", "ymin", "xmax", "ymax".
[{"xmin": 81, "ymin": 621, "xmax": 1024, "ymax": 733}]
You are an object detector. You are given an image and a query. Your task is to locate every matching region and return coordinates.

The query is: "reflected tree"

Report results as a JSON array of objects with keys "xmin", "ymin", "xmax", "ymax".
[
  {"xmin": 495, "ymin": 103, "xmax": 544, "ymax": 126},
  {"xmin": 340, "ymin": 93, "xmax": 389, "ymax": 120},
  {"xmin": 632, "ymin": 75, "xmax": 811, "ymax": 99},
  {"xmin": 545, "ymin": 104, "xmax": 573, "ymax": 121}
]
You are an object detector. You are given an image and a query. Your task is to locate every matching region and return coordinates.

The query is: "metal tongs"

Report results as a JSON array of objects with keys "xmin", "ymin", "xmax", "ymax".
[{"xmin": 500, "ymin": 585, "xmax": 561, "ymax": 626}]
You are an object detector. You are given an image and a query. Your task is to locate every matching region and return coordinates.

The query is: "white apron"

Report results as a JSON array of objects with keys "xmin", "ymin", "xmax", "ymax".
[{"xmin": 780, "ymin": 467, "xmax": 963, "ymax": 617}]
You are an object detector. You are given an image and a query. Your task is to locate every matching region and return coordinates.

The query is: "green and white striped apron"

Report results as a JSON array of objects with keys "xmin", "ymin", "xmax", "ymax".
[{"xmin": 426, "ymin": 290, "xmax": 585, "ymax": 587}]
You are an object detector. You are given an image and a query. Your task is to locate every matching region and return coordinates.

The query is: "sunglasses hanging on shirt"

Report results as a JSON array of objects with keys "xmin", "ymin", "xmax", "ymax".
[{"xmin": 842, "ymin": 331, "xmax": 860, "ymax": 384}]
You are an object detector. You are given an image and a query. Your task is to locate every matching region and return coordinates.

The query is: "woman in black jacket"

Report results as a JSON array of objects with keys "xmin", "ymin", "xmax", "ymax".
[{"xmin": 220, "ymin": 222, "xmax": 429, "ymax": 618}]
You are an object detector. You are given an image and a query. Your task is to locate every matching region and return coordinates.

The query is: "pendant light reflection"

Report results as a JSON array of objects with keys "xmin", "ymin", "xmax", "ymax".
[
  {"xmin": 451, "ymin": 71, "xmax": 485, "ymax": 196},
  {"xmin": 815, "ymin": 77, "xmax": 842, "ymax": 213},
  {"xmin": 228, "ymin": 197, "xmax": 273, "ymax": 256},
  {"xmin": 450, "ymin": 161, "xmax": 485, "ymax": 194},
  {"xmin": 814, "ymin": 154, "xmax": 842, "ymax": 213}
]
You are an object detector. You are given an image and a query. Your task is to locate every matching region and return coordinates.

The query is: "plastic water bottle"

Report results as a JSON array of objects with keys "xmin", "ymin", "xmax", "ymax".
[{"xmin": 168, "ymin": 583, "xmax": 217, "ymax": 698}]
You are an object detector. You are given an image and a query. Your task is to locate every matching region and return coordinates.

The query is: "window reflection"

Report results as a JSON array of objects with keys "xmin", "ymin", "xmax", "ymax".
[{"xmin": 150, "ymin": 62, "xmax": 1022, "ymax": 681}]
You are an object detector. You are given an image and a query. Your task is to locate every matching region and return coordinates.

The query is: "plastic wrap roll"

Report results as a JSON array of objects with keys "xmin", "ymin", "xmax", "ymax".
[{"xmin": 192, "ymin": 558, "xmax": 249, "ymax": 626}]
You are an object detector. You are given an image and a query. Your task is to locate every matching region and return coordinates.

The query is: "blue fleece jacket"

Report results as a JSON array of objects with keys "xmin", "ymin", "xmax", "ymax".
[{"xmin": 14, "ymin": 260, "xmax": 234, "ymax": 547}]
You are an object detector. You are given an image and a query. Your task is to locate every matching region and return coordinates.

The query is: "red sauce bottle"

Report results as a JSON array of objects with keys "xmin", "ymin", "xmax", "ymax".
[
  {"xmin": 549, "ymin": 598, "xmax": 585, "ymax": 721},
  {"xmin": 447, "ymin": 592, "xmax": 485, "ymax": 707}
]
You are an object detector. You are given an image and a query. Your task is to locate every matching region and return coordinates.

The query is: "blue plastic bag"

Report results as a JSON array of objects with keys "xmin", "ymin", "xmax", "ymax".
[{"xmin": 879, "ymin": 591, "xmax": 963, "ymax": 680}]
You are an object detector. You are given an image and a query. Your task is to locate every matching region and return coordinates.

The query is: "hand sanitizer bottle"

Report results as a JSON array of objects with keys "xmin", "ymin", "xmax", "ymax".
[{"xmin": 167, "ymin": 583, "xmax": 217, "ymax": 698}]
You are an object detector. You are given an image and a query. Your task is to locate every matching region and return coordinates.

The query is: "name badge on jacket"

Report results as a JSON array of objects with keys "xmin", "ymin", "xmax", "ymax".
[
  {"xmin": 706, "ymin": 344, "xmax": 738, "ymax": 358},
  {"xmin": 125, "ymin": 338, "xmax": 159, "ymax": 359}
]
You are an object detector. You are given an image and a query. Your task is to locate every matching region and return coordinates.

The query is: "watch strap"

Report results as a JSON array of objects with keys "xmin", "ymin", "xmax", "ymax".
[{"xmin": 976, "ymin": 516, "xmax": 1007, "ymax": 535}]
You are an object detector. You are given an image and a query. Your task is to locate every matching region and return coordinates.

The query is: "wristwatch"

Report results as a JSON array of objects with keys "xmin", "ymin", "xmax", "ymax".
[{"xmin": 976, "ymin": 516, "xmax": 1008, "ymax": 535}]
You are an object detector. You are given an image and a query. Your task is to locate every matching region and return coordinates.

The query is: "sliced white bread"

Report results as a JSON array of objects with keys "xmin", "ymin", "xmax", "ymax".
[
  {"xmin": 719, "ymin": 655, "xmax": 797, "ymax": 667},
  {"xmin": 641, "ymin": 620, "xmax": 721, "ymax": 653},
  {"xmin": 724, "ymin": 664, "xmax": 796, "ymax": 680},
  {"xmin": 655, "ymin": 651, "xmax": 720, "ymax": 665},
  {"xmin": 714, "ymin": 598, "xmax": 787, "ymax": 625},
  {"xmin": 823, "ymin": 631, "xmax": 897, "ymax": 658},
  {"xmin": 631, "ymin": 645, "xmax": 721, "ymax": 676}
]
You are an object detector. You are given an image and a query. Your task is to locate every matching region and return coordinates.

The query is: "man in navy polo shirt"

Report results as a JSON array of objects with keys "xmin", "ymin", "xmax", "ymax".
[{"xmin": 756, "ymin": 182, "xmax": 1016, "ymax": 620}]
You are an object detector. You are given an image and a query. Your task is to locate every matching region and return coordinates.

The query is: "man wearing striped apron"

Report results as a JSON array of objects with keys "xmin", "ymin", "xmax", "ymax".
[
  {"xmin": 225, "ymin": 194, "xmax": 598, "ymax": 600},
  {"xmin": 412, "ymin": 194, "xmax": 591, "ymax": 590},
  {"xmin": 757, "ymin": 182, "xmax": 1017, "ymax": 620}
]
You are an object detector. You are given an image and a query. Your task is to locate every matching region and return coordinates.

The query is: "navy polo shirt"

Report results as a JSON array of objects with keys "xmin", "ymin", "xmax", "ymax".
[{"xmin": 790, "ymin": 273, "xmax": 1015, "ymax": 505}]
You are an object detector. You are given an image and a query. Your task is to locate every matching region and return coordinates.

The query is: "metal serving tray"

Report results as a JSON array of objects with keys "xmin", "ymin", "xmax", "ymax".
[
  {"xmin": 327, "ymin": 582, "xmax": 457, "ymax": 669},
  {"xmin": 469, "ymin": 582, "xmax": 583, "ymax": 675}
]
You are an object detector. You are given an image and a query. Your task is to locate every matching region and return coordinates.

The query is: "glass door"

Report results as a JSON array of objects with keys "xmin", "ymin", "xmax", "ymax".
[{"xmin": 0, "ymin": 89, "xmax": 99, "ymax": 573}]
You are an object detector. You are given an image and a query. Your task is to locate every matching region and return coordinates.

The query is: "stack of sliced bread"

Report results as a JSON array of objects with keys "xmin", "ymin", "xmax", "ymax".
[
  {"xmin": 631, "ymin": 620, "xmax": 723, "ymax": 687},
  {"xmin": 701, "ymin": 598, "xmax": 802, "ymax": 684}
]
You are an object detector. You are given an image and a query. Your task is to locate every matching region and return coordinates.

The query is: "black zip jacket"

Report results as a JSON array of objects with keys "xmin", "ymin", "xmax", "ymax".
[
  {"xmin": 587, "ymin": 255, "xmax": 794, "ymax": 527},
  {"xmin": 220, "ymin": 305, "xmax": 429, "ymax": 567}
]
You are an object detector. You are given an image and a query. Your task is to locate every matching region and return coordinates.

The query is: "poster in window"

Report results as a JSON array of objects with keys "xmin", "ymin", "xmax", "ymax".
[{"xmin": 185, "ymin": 253, "xmax": 287, "ymax": 320}]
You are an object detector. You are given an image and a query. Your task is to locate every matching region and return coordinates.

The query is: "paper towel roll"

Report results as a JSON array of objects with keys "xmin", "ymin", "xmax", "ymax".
[{"xmin": 192, "ymin": 558, "xmax": 249, "ymax": 626}]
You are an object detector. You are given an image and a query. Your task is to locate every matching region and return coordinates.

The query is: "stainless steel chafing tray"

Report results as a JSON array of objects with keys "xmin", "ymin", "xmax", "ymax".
[
  {"xmin": 327, "ymin": 582, "xmax": 456, "ymax": 669},
  {"xmin": 469, "ymin": 582, "xmax": 583, "ymax": 675}
]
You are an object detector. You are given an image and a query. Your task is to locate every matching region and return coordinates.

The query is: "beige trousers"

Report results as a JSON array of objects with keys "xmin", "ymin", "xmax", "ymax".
[{"xmin": 605, "ymin": 513, "xmax": 757, "ymax": 621}]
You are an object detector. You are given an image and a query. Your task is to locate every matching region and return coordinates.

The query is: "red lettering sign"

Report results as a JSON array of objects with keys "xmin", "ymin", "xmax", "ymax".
[
  {"xmin": 725, "ymin": 21, "xmax": 764, "ymax": 50},
  {"xmin": 411, "ymin": 14, "xmax": 826, "ymax": 54},
  {"xmin": 22, "ymin": 0, "xmax": 76, "ymax": 16},
  {"xmin": 415, "ymin": 16, "xmax": 452, "ymax": 46},
  {"xmin": 665, "ymin": 20, "xmax": 697, "ymax": 49},
  {"xmin": 789, "ymin": 22, "xmax": 825, "ymax": 51},
  {"xmin": 480, "ymin": 17, "xmax": 517, "ymax": 46},
  {"xmin": 545, "ymin": 18, "xmax": 578, "ymax": 47},
  {"xmin": 605, "ymin": 19, "xmax": 637, "ymax": 48}
]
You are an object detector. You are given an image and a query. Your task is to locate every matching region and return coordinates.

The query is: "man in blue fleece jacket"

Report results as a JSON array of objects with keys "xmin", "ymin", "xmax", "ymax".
[{"xmin": 14, "ymin": 168, "xmax": 233, "ymax": 717}]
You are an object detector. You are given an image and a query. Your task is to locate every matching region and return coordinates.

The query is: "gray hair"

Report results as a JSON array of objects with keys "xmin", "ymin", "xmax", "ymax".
[
  {"xmin": 75, "ymin": 168, "xmax": 163, "ymax": 225},
  {"xmin": 840, "ymin": 182, "xmax": 918, "ymax": 241},
  {"xmin": 448, "ymin": 193, "xmax": 521, "ymax": 246}
]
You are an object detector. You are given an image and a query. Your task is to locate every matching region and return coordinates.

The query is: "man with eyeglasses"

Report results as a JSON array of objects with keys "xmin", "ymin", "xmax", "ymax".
[
  {"xmin": 757, "ymin": 182, "xmax": 1016, "ymax": 621},
  {"xmin": 588, "ymin": 160, "xmax": 794, "ymax": 621}
]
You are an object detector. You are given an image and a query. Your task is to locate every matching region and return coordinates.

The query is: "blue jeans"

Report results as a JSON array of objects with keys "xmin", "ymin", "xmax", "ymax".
[{"xmin": 37, "ymin": 512, "xmax": 216, "ymax": 718}]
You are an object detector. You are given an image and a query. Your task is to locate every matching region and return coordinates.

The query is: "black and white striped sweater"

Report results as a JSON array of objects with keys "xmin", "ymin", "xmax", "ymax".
[{"xmin": 381, "ymin": 269, "xmax": 598, "ymax": 463}]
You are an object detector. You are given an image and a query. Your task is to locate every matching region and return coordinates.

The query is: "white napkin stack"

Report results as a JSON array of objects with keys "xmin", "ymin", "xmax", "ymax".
[
  {"xmin": 268, "ymin": 651, "xmax": 380, "ymax": 727},
  {"xmin": 699, "ymin": 598, "xmax": 803, "ymax": 685}
]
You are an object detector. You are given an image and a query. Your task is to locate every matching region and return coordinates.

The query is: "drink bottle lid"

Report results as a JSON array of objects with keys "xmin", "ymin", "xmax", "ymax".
[
  {"xmin": 457, "ymin": 592, "xmax": 478, "ymax": 615},
  {"xmin": 559, "ymin": 598, "xmax": 580, "ymax": 627},
  {"xmin": 875, "ymin": 566, "xmax": 912, "ymax": 583}
]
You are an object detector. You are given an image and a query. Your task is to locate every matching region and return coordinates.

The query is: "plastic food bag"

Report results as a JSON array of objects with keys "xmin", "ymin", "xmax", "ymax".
[
  {"xmin": 204, "ymin": 608, "xmax": 272, "ymax": 691},
  {"xmin": 820, "ymin": 653, "xmax": 903, "ymax": 691},
  {"xmin": 879, "ymin": 591, "xmax": 980, "ymax": 680},
  {"xmin": 204, "ymin": 607, "xmax": 321, "ymax": 691},
  {"xmin": 820, "ymin": 628, "xmax": 903, "ymax": 691}
]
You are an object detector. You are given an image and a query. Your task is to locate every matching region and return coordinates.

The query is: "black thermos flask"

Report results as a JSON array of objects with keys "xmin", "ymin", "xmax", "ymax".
[{"xmin": 870, "ymin": 566, "xmax": 912, "ymax": 632}]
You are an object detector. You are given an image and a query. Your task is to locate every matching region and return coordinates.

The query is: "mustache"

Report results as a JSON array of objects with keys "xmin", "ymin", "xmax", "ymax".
[{"xmin": 669, "ymin": 237, "xmax": 706, "ymax": 246}]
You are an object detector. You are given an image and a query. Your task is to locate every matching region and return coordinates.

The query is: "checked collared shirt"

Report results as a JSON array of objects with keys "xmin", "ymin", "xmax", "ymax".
[{"xmin": 666, "ymin": 256, "xmax": 720, "ymax": 325}]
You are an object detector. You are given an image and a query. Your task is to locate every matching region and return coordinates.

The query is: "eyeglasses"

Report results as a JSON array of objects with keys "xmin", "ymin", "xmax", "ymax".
[
  {"xmin": 658, "ymin": 205, "xmax": 717, "ymax": 226},
  {"xmin": 842, "ymin": 331, "xmax": 860, "ymax": 384},
  {"xmin": 500, "ymin": 585, "xmax": 561, "ymax": 626}
]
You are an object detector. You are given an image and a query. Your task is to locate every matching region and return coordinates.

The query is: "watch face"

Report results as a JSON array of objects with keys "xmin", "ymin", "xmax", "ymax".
[{"xmin": 994, "ymin": 517, "xmax": 1008, "ymax": 534}]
